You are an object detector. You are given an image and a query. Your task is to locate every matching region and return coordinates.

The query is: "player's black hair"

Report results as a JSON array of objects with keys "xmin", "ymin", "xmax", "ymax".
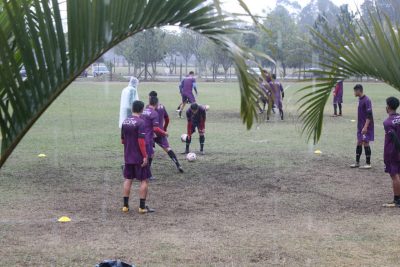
[
  {"xmin": 189, "ymin": 71, "xmax": 194, "ymax": 75},
  {"xmin": 149, "ymin": 91, "xmax": 157, "ymax": 97},
  {"xmin": 272, "ymin": 74, "xmax": 277, "ymax": 80},
  {"xmin": 149, "ymin": 96, "xmax": 159, "ymax": 106},
  {"xmin": 132, "ymin": 100, "xmax": 144, "ymax": 113},
  {"xmin": 353, "ymin": 84, "xmax": 363, "ymax": 92},
  {"xmin": 190, "ymin": 103, "xmax": 199, "ymax": 110},
  {"xmin": 387, "ymin": 96, "xmax": 400, "ymax": 110}
]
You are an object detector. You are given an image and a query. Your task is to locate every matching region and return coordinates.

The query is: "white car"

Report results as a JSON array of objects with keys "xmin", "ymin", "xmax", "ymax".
[{"xmin": 92, "ymin": 65, "xmax": 110, "ymax": 77}]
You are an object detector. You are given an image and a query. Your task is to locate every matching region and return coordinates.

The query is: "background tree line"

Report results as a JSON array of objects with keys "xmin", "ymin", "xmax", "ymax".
[{"xmin": 113, "ymin": 0, "xmax": 399, "ymax": 80}]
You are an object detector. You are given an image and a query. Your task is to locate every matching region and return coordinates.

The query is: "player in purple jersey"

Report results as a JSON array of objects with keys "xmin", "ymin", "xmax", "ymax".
[
  {"xmin": 332, "ymin": 80, "xmax": 344, "ymax": 117},
  {"xmin": 382, "ymin": 97, "xmax": 400, "ymax": 207},
  {"xmin": 176, "ymin": 71, "xmax": 198, "ymax": 118},
  {"xmin": 121, "ymin": 100, "xmax": 154, "ymax": 214},
  {"xmin": 141, "ymin": 96, "xmax": 168, "ymax": 170},
  {"xmin": 256, "ymin": 77, "xmax": 272, "ymax": 120},
  {"xmin": 350, "ymin": 84, "xmax": 374, "ymax": 169},
  {"xmin": 149, "ymin": 91, "xmax": 184, "ymax": 173},
  {"xmin": 270, "ymin": 74, "xmax": 284, "ymax": 120},
  {"xmin": 184, "ymin": 103, "xmax": 206, "ymax": 154}
]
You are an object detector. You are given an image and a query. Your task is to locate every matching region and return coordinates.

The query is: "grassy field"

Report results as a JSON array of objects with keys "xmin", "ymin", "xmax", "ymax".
[{"xmin": 1, "ymin": 80, "xmax": 400, "ymax": 266}]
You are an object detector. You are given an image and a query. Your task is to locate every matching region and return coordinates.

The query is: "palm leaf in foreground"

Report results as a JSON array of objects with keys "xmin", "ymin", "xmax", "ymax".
[
  {"xmin": 298, "ymin": 7, "xmax": 400, "ymax": 143},
  {"xmin": 0, "ymin": 0, "xmax": 262, "ymax": 168}
]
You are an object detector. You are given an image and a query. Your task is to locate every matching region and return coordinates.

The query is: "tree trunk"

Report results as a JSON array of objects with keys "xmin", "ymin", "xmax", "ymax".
[
  {"xmin": 128, "ymin": 63, "xmax": 131, "ymax": 75},
  {"xmin": 144, "ymin": 63, "xmax": 148, "ymax": 80}
]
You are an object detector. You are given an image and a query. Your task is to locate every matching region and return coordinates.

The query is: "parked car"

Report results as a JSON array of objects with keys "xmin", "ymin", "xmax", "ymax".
[{"xmin": 92, "ymin": 64, "xmax": 110, "ymax": 77}]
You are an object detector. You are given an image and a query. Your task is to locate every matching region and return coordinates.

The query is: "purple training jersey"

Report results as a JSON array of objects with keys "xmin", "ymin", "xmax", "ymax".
[
  {"xmin": 357, "ymin": 95, "xmax": 374, "ymax": 142},
  {"xmin": 187, "ymin": 106, "xmax": 206, "ymax": 126},
  {"xmin": 156, "ymin": 104, "xmax": 168, "ymax": 128},
  {"xmin": 121, "ymin": 116, "xmax": 146, "ymax": 164},
  {"xmin": 259, "ymin": 81, "xmax": 271, "ymax": 97},
  {"xmin": 180, "ymin": 75, "xmax": 197, "ymax": 102},
  {"xmin": 269, "ymin": 81, "xmax": 284, "ymax": 109},
  {"xmin": 384, "ymin": 113, "xmax": 400, "ymax": 164},
  {"xmin": 140, "ymin": 106, "xmax": 159, "ymax": 145},
  {"xmin": 333, "ymin": 81, "xmax": 343, "ymax": 104}
]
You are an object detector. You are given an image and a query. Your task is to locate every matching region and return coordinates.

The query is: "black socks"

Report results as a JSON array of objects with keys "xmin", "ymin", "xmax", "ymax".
[
  {"xmin": 365, "ymin": 146, "xmax": 371, "ymax": 165},
  {"xmin": 123, "ymin": 197, "xmax": 129, "ymax": 208},
  {"xmin": 149, "ymin": 157, "xmax": 153, "ymax": 167},
  {"xmin": 185, "ymin": 137, "xmax": 191, "ymax": 153},
  {"xmin": 356, "ymin": 145, "xmax": 371, "ymax": 164},
  {"xmin": 140, "ymin": 199, "xmax": 146, "ymax": 209},
  {"xmin": 356, "ymin": 145, "xmax": 362, "ymax": 163},
  {"xmin": 338, "ymin": 103, "xmax": 342, "ymax": 115},
  {"xmin": 168, "ymin": 150, "xmax": 180, "ymax": 167},
  {"xmin": 333, "ymin": 104, "xmax": 337, "ymax": 115},
  {"xmin": 200, "ymin": 135, "xmax": 205, "ymax": 152}
]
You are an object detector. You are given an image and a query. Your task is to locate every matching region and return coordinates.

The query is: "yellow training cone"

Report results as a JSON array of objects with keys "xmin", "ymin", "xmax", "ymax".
[
  {"xmin": 314, "ymin": 150, "xmax": 322, "ymax": 154},
  {"xmin": 38, "ymin": 153, "xmax": 47, "ymax": 158},
  {"xmin": 58, "ymin": 216, "xmax": 71, "ymax": 222}
]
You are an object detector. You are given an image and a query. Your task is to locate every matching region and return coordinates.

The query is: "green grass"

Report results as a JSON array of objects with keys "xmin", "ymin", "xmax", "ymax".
[
  {"xmin": 2, "ymin": 80, "xmax": 398, "ymax": 170},
  {"xmin": 1, "ymin": 81, "xmax": 400, "ymax": 266}
]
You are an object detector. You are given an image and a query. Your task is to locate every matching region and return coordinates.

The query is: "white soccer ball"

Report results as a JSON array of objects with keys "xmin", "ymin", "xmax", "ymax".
[
  {"xmin": 186, "ymin": 152, "xmax": 197, "ymax": 162},
  {"xmin": 204, "ymin": 105, "xmax": 210, "ymax": 111},
  {"xmin": 181, "ymin": 134, "xmax": 188, "ymax": 142}
]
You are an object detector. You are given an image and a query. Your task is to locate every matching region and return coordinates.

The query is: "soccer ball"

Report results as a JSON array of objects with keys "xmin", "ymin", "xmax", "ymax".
[
  {"xmin": 181, "ymin": 134, "xmax": 188, "ymax": 142},
  {"xmin": 204, "ymin": 105, "xmax": 210, "ymax": 111},
  {"xmin": 186, "ymin": 152, "xmax": 197, "ymax": 162}
]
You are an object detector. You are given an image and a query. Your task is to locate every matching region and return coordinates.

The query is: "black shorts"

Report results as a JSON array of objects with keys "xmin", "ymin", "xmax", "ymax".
[{"xmin": 123, "ymin": 164, "xmax": 151, "ymax": 181}]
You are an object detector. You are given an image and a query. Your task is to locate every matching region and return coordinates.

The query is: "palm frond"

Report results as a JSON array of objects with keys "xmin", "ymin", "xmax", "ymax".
[
  {"xmin": 298, "ymin": 6, "xmax": 400, "ymax": 143},
  {"xmin": 0, "ymin": 0, "xmax": 263, "ymax": 168}
]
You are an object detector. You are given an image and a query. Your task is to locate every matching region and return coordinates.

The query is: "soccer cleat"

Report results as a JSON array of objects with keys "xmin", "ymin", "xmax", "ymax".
[
  {"xmin": 178, "ymin": 166, "xmax": 184, "ymax": 173},
  {"xmin": 200, "ymin": 151, "xmax": 205, "ymax": 155},
  {"xmin": 382, "ymin": 201, "xmax": 399, "ymax": 208},
  {"xmin": 122, "ymin": 206, "xmax": 129, "ymax": 212},
  {"xmin": 350, "ymin": 163, "xmax": 360, "ymax": 168},
  {"xmin": 149, "ymin": 176, "xmax": 156, "ymax": 181},
  {"xmin": 138, "ymin": 206, "xmax": 155, "ymax": 214},
  {"xmin": 359, "ymin": 164, "xmax": 372, "ymax": 169},
  {"xmin": 176, "ymin": 109, "xmax": 181, "ymax": 112},
  {"xmin": 330, "ymin": 114, "xmax": 338, "ymax": 117}
]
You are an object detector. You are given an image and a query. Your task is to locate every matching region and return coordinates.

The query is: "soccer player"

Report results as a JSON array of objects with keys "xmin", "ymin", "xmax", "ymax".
[
  {"xmin": 141, "ymin": 96, "xmax": 168, "ymax": 170},
  {"xmin": 269, "ymin": 74, "xmax": 284, "ymax": 120},
  {"xmin": 121, "ymin": 100, "xmax": 154, "ymax": 214},
  {"xmin": 149, "ymin": 91, "xmax": 184, "ymax": 173},
  {"xmin": 256, "ymin": 77, "xmax": 272, "ymax": 120},
  {"xmin": 382, "ymin": 97, "xmax": 400, "ymax": 207},
  {"xmin": 177, "ymin": 71, "xmax": 198, "ymax": 118},
  {"xmin": 119, "ymin": 77, "xmax": 139, "ymax": 128},
  {"xmin": 184, "ymin": 103, "xmax": 206, "ymax": 154},
  {"xmin": 350, "ymin": 84, "xmax": 374, "ymax": 169},
  {"xmin": 332, "ymin": 80, "xmax": 344, "ymax": 117}
]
